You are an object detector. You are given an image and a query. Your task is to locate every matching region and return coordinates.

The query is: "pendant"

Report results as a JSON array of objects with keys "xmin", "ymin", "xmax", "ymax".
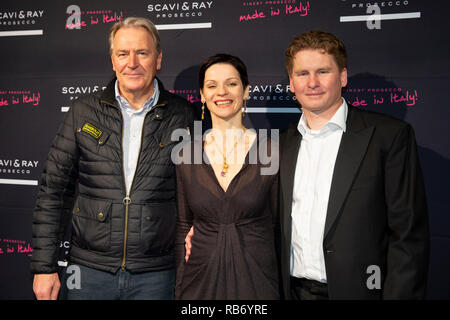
[{"xmin": 221, "ymin": 163, "xmax": 229, "ymax": 177}]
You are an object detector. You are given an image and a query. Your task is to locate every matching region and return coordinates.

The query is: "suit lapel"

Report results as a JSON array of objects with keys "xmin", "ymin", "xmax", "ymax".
[{"xmin": 324, "ymin": 107, "xmax": 374, "ymax": 239}]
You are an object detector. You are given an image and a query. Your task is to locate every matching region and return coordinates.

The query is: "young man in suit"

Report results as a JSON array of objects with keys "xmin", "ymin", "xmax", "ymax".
[{"xmin": 279, "ymin": 30, "xmax": 429, "ymax": 299}]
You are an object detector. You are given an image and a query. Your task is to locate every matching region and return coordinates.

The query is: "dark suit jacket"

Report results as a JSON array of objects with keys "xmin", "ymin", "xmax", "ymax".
[{"xmin": 279, "ymin": 105, "xmax": 429, "ymax": 299}]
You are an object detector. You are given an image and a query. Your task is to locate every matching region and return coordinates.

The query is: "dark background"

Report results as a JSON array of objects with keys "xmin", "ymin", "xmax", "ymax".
[{"xmin": 0, "ymin": 0, "xmax": 448, "ymax": 299}]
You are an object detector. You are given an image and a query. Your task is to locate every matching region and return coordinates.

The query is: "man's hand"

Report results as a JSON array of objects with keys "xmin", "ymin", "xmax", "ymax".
[
  {"xmin": 185, "ymin": 226, "xmax": 194, "ymax": 262},
  {"xmin": 33, "ymin": 273, "xmax": 61, "ymax": 300}
]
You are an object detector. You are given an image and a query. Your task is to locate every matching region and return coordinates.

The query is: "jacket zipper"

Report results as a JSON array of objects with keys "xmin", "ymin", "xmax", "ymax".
[
  {"xmin": 101, "ymin": 100, "xmax": 166, "ymax": 272},
  {"xmin": 121, "ymin": 195, "xmax": 131, "ymax": 271},
  {"xmin": 118, "ymin": 106, "xmax": 129, "ymax": 272}
]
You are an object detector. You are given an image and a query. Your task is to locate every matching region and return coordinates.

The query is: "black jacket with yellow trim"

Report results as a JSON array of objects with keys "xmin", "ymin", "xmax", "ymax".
[{"xmin": 31, "ymin": 78, "xmax": 195, "ymax": 274}]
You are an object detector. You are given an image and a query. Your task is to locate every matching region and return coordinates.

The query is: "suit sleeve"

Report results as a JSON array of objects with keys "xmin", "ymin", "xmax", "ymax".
[
  {"xmin": 174, "ymin": 164, "xmax": 194, "ymax": 299},
  {"xmin": 31, "ymin": 105, "xmax": 79, "ymax": 274},
  {"xmin": 271, "ymin": 173, "xmax": 281, "ymax": 254},
  {"xmin": 383, "ymin": 124, "xmax": 429, "ymax": 299}
]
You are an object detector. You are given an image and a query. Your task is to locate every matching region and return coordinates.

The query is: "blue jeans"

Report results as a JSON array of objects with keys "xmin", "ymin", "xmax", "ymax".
[{"xmin": 60, "ymin": 263, "xmax": 175, "ymax": 300}]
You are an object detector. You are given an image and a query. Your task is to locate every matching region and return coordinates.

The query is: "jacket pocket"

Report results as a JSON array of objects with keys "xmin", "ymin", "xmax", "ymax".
[
  {"xmin": 140, "ymin": 202, "xmax": 176, "ymax": 256},
  {"xmin": 71, "ymin": 195, "xmax": 112, "ymax": 252}
]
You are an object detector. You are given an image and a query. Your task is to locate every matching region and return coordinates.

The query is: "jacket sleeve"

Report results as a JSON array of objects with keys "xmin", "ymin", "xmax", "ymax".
[
  {"xmin": 185, "ymin": 101, "xmax": 197, "ymax": 130},
  {"xmin": 382, "ymin": 124, "xmax": 430, "ymax": 299},
  {"xmin": 174, "ymin": 164, "xmax": 194, "ymax": 299},
  {"xmin": 31, "ymin": 104, "xmax": 79, "ymax": 274}
]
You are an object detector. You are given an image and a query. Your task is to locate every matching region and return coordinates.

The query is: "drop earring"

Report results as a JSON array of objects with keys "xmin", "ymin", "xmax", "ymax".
[{"xmin": 201, "ymin": 102, "xmax": 205, "ymax": 120}]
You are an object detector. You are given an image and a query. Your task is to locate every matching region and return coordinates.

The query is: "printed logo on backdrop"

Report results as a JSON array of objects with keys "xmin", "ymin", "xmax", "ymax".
[
  {"xmin": 169, "ymin": 89, "xmax": 201, "ymax": 104},
  {"xmin": 0, "ymin": 89, "xmax": 41, "ymax": 185},
  {"xmin": 60, "ymin": 84, "xmax": 106, "ymax": 112},
  {"xmin": 0, "ymin": 9, "xmax": 45, "ymax": 37},
  {"xmin": 339, "ymin": 1, "xmax": 421, "ymax": 29},
  {"xmin": 146, "ymin": 1, "xmax": 214, "ymax": 30},
  {"xmin": 343, "ymin": 86, "xmax": 419, "ymax": 107},
  {"xmin": 0, "ymin": 90, "xmax": 41, "ymax": 108},
  {"xmin": 248, "ymin": 83, "xmax": 299, "ymax": 113},
  {"xmin": 0, "ymin": 238, "xmax": 33, "ymax": 256},
  {"xmin": 0, "ymin": 159, "xmax": 39, "ymax": 178},
  {"xmin": 170, "ymin": 84, "xmax": 299, "ymax": 113},
  {"xmin": 342, "ymin": 0, "xmax": 411, "ymax": 10},
  {"xmin": 249, "ymin": 83, "xmax": 295, "ymax": 103},
  {"xmin": 239, "ymin": 1, "xmax": 310, "ymax": 23},
  {"xmin": 65, "ymin": 5, "xmax": 124, "ymax": 30},
  {"xmin": 57, "ymin": 240, "xmax": 71, "ymax": 267}
]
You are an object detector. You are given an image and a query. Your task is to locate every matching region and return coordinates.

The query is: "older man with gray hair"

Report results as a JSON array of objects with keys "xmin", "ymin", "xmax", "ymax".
[{"xmin": 31, "ymin": 17, "xmax": 195, "ymax": 300}]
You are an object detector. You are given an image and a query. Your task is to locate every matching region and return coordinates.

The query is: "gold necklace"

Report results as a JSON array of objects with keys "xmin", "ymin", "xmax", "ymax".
[
  {"xmin": 219, "ymin": 141, "xmax": 237, "ymax": 177},
  {"xmin": 209, "ymin": 129, "xmax": 246, "ymax": 177}
]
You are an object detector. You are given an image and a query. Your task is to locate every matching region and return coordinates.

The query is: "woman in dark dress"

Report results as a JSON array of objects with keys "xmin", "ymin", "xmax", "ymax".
[{"xmin": 174, "ymin": 54, "xmax": 280, "ymax": 300}]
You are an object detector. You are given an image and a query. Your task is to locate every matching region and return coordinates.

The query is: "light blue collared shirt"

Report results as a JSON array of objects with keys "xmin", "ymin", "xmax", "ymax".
[{"xmin": 115, "ymin": 79, "xmax": 160, "ymax": 194}]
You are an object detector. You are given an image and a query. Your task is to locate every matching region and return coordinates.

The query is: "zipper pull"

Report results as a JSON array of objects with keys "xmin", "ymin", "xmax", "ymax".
[{"xmin": 123, "ymin": 195, "xmax": 131, "ymax": 205}]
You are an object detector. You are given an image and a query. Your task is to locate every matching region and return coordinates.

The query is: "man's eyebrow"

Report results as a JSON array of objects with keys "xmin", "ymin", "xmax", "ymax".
[{"xmin": 115, "ymin": 48, "xmax": 150, "ymax": 52}]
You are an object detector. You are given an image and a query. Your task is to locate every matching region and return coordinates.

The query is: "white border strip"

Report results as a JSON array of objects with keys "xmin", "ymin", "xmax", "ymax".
[
  {"xmin": 155, "ymin": 22, "xmax": 212, "ymax": 30},
  {"xmin": 246, "ymin": 107, "xmax": 300, "ymax": 113},
  {"xmin": 0, "ymin": 179, "xmax": 38, "ymax": 186},
  {"xmin": 340, "ymin": 12, "xmax": 421, "ymax": 22},
  {"xmin": 0, "ymin": 30, "xmax": 44, "ymax": 37}
]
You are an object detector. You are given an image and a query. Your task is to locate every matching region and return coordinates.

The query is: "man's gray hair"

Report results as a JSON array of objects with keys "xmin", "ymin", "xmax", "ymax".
[{"xmin": 109, "ymin": 17, "xmax": 161, "ymax": 54}]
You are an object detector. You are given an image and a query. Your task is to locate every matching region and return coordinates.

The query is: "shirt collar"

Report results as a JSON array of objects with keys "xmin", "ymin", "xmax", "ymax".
[
  {"xmin": 114, "ymin": 78, "xmax": 160, "ymax": 114},
  {"xmin": 297, "ymin": 98, "xmax": 348, "ymax": 136}
]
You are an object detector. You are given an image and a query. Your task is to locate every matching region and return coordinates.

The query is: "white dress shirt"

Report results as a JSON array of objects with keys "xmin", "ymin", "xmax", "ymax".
[
  {"xmin": 290, "ymin": 99, "xmax": 348, "ymax": 283},
  {"xmin": 115, "ymin": 79, "xmax": 159, "ymax": 194}
]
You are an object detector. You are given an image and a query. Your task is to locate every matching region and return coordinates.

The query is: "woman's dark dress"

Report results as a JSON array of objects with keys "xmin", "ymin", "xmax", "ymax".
[{"xmin": 175, "ymin": 138, "xmax": 280, "ymax": 300}]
